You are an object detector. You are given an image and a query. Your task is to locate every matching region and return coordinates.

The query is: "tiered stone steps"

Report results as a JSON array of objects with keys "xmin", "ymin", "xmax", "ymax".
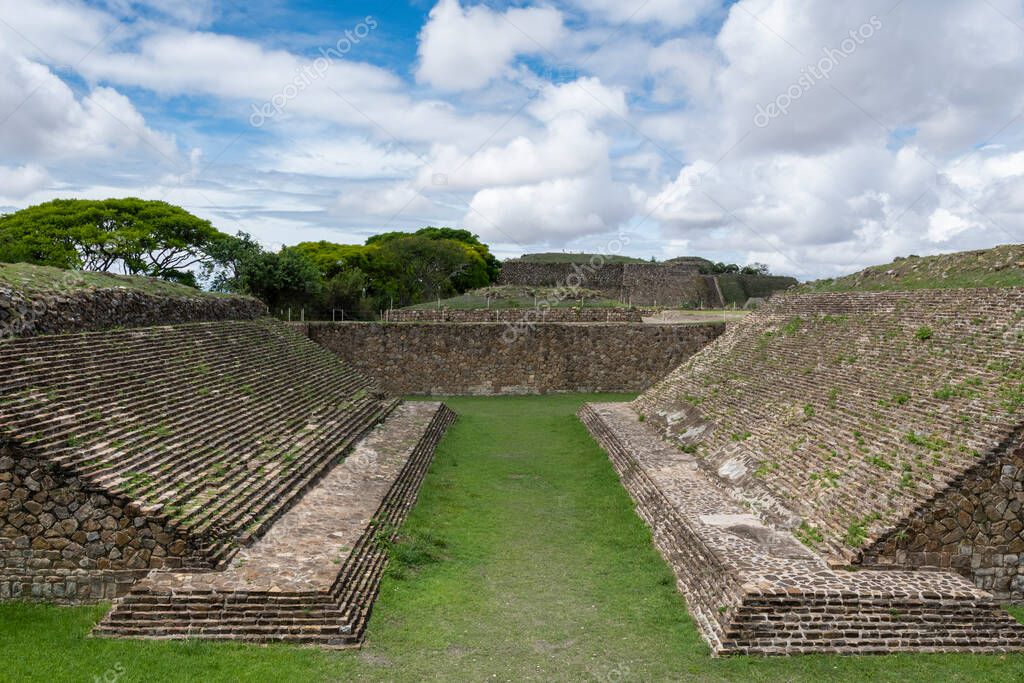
[
  {"xmin": 580, "ymin": 402, "xmax": 1024, "ymax": 655},
  {"xmin": 94, "ymin": 402, "xmax": 455, "ymax": 646},
  {"xmin": 0, "ymin": 320, "xmax": 395, "ymax": 569}
]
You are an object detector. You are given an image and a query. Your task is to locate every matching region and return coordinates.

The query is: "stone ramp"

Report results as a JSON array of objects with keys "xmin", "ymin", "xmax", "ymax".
[
  {"xmin": 94, "ymin": 402, "xmax": 455, "ymax": 646},
  {"xmin": 580, "ymin": 402, "xmax": 1024, "ymax": 655},
  {"xmin": 0, "ymin": 320, "xmax": 395, "ymax": 573}
]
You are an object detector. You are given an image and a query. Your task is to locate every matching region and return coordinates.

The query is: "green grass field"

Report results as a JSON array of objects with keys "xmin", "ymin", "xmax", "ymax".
[{"xmin": 2, "ymin": 394, "xmax": 1024, "ymax": 682}]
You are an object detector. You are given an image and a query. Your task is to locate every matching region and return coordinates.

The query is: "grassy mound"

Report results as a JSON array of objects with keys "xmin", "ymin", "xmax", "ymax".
[
  {"xmin": 514, "ymin": 252, "xmax": 648, "ymax": 264},
  {"xmin": 0, "ymin": 262, "xmax": 226, "ymax": 298},
  {"xmin": 402, "ymin": 285, "xmax": 625, "ymax": 310},
  {"xmin": 797, "ymin": 244, "xmax": 1024, "ymax": 293}
]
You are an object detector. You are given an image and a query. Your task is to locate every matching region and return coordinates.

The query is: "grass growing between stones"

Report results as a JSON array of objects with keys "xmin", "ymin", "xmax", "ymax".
[
  {"xmin": 0, "ymin": 262, "xmax": 230, "ymax": 297},
  {"xmin": 2, "ymin": 393, "xmax": 1024, "ymax": 681}
]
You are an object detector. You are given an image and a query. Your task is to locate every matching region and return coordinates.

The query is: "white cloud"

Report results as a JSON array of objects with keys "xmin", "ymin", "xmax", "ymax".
[
  {"xmin": 527, "ymin": 77, "xmax": 628, "ymax": 123},
  {"xmin": 264, "ymin": 139, "xmax": 422, "ymax": 180},
  {"xmin": 336, "ymin": 183, "xmax": 438, "ymax": 219},
  {"xmin": 417, "ymin": 114, "xmax": 609, "ymax": 190},
  {"xmin": 416, "ymin": 0, "xmax": 563, "ymax": 91},
  {"xmin": 575, "ymin": 0, "xmax": 718, "ymax": 28},
  {"xmin": 0, "ymin": 164, "xmax": 50, "ymax": 199},
  {"xmin": 926, "ymin": 208, "xmax": 974, "ymax": 243},
  {"xmin": 0, "ymin": 48, "xmax": 177, "ymax": 162},
  {"xmin": 464, "ymin": 170, "xmax": 634, "ymax": 243},
  {"xmin": 0, "ymin": 0, "xmax": 115, "ymax": 67},
  {"xmin": 646, "ymin": 37, "xmax": 720, "ymax": 104}
]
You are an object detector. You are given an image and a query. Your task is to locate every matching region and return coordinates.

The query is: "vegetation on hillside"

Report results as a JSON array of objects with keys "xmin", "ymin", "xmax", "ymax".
[
  {"xmin": 515, "ymin": 252, "xmax": 648, "ymax": 264},
  {"xmin": 276, "ymin": 228, "xmax": 499, "ymax": 317},
  {"xmin": 0, "ymin": 262, "xmax": 229, "ymax": 298},
  {"xmin": 0, "ymin": 198, "xmax": 228, "ymax": 288},
  {"xmin": 0, "ymin": 199, "xmax": 500, "ymax": 318},
  {"xmin": 2, "ymin": 395, "xmax": 1022, "ymax": 681},
  {"xmin": 797, "ymin": 244, "xmax": 1024, "ymax": 293},
  {"xmin": 404, "ymin": 285, "xmax": 625, "ymax": 310},
  {"xmin": 514, "ymin": 252, "xmax": 777, "ymax": 277}
]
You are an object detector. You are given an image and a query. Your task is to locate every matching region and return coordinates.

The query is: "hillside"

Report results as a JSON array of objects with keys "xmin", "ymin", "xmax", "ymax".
[
  {"xmin": 0, "ymin": 262, "xmax": 227, "ymax": 298},
  {"xmin": 515, "ymin": 252, "xmax": 648, "ymax": 264},
  {"xmin": 402, "ymin": 285, "xmax": 625, "ymax": 310},
  {"xmin": 797, "ymin": 244, "xmax": 1024, "ymax": 293}
]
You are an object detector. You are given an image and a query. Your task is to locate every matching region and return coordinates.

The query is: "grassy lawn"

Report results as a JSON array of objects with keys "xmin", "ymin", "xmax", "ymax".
[{"xmin": 3, "ymin": 394, "xmax": 1024, "ymax": 681}]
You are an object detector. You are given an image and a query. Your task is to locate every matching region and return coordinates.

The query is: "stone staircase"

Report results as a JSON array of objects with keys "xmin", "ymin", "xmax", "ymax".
[
  {"xmin": 94, "ymin": 402, "xmax": 455, "ymax": 646},
  {"xmin": 0, "ymin": 320, "xmax": 396, "ymax": 571},
  {"xmin": 580, "ymin": 402, "xmax": 1024, "ymax": 655}
]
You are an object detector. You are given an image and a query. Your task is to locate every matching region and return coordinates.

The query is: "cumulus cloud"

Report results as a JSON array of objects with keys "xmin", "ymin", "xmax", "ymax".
[
  {"xmin": 527, "ymin": 77, "xmax": 628, "ymax": 123},
  {"xmin": 0, "ymin": 164, "xmax": 50, "ymax": 199},
  {"xmin": 463, "ymin": 169, "xmax": 634, "ymax": 243},
  {"xmin": 0, "ymin": 49, "xmax": 177, "ymax": 162},
  {"xmin": 416, "ymin": 0, "xmax": 563, "ymax": 91},
  {"xmin": 4, "ymin": 0, "xmax": 1024, "ymax": 275},
  {"xmin": 417, "ymin": 114, "xmax": 610, "ymax": 190},
  {"xmin": 574, "ymin": 0, "xmax": 718, "ymax": 28},
  {"xmin": 632, "ymin": 0, "xmax": 1024, "ymax": 276}
]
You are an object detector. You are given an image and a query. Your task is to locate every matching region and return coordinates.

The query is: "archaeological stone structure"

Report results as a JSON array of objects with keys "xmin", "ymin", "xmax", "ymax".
[
  {"xmin": 497, "ymin": 259, "xmax": 797, "ymax": 307},
  {"xmin": 580, "ymin": 288, "xmax": 1024, "ymax": 654},
  {"xmin": 0, "ymin": 284, "xmax": 266, "ymax": 338},
  {"xmin": 383, "ymin": 307, "xmax": 655, "ymax": 323},
  {"xmin": 0, "ymin": 282, "xmax": 453, "ymax": 646},
  {"xmin": 302, "ymin": 321, "xmax": 723, "ymax": 395}
]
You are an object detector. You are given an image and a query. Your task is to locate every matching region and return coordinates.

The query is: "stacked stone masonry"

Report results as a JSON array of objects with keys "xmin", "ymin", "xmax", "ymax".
[
  {"xmin": 94, "ymin": 402, "xmax": 455, "ymax": 646},
  {"xmin": 497, "ymin": 261, "xmax": 723, "ymax": 307},
  {"xmin": 303, "ymin": 322, "xmax": 724, "ymax": 395},
  {"xmin": 580, "ymin": 403, "xmax": 1024, "ymax": 655},
  {"xmin": 633, "ymin": 289, "xmax": 1024, "ymax": 599},
  {"xmin": 384, "ymin": 307, "xmax": 654, "ymax": 323},
  {"xmin": 0, "ymin": 285, "xmax": 266, "ymax": 338},
  {"xmin": 0, "ymin": 319, "xmax": 401, "ymax": 603}
]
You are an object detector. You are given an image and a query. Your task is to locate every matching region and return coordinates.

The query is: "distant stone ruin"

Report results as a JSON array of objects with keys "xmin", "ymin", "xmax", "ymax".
[
  {"xmin": 497, "ymin": 260, "xmax": 720, "ymax": 307},
  {"xmin": 0, "ymin": 283, "xmax": 452, "ymax": 646},
  {"xmin": 581, "ymin": 288, "xmax": 1024, "ymax": 654},
  {"xmin": 497, "ymin": 259, "xmax": 796, "ymax": 307}
]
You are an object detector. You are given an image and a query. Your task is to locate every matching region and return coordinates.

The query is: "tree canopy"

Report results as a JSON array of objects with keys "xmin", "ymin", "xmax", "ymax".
[
  {"xmin": 0, "ymin": 198, "xmax": 229, "ymax": 285},
  {"xmin": 0, "ymin": 198, "xmax": 501, "ymax": 318}
]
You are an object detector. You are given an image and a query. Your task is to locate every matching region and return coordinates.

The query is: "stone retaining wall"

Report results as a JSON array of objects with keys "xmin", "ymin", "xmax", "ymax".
[
  {"xmin": 0, "ymin": 443, "xmax": 197, "ymax": 603},
  {"xmin": 862, "ymin": 436, "xmax": 1024, "ymax": 599},
  {"xmin": 384, "ymin": 308, "xmax": 653, "ymax": 323},
  {"xmin": 303, "ymin": 322, "xmax": 724, "ymax": 395},
  {"xmin": 633, "ymin": 288, "xmax": 1024, "ymax": 599},
  {"xmin": 579, "ymin": 402, "xmax": 1024, "ymax": 655},
  {"xmin": 0, "ymin": 286, "xmax": 266, "ymax": 338},
  {"xmin": 496, "ymin": 261, "xmax": 718, "ymax": 306},
  {"xmin": 497, "ymin": 261, "xmax": 627, "ymax": 290}
]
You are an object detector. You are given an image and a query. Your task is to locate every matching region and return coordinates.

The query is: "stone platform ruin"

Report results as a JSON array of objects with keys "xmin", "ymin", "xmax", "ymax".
[
  {"xmin": 581, "ymin": 289, "xmax": 1024, "ymax": 655},
  {"xmin": 0, "ymin": 283, "xmax": 454, "ymax": 646}
]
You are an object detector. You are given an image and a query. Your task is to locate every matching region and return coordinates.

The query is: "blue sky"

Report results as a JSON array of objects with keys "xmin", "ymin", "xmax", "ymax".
[{"xmin": 2, "ymin": 1, "xmax": 1024, "ymax": 279}]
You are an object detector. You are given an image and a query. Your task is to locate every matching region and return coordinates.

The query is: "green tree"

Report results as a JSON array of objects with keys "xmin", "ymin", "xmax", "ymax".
[
  {"xmin": 0, "ymin": 198, "xmax": 228, "ymax": 283},
  {"xmin": 235, "ymin": 249, "xmax": 323, "ymax": 311},
  {"xmin": 367, "ymin": 226, "xmax": 500, "ymax": 283}
]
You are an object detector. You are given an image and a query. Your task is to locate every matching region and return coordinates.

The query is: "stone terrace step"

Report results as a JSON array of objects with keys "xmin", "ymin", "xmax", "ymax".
[
  {"xmin": 0, "ymin": 319, "xmax": 392, "ymax": 569},
  {"xmin": 94, "ymin": 401, "xmax": 455, "ymax": 647},
  {"xmin": 579, "ymin": 402, "xmax": 1024, "ymax": 656}
]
